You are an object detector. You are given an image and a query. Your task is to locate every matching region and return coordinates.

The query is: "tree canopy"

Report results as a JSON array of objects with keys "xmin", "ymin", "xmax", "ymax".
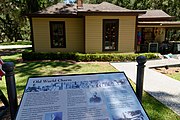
[
  {"xmin": 86, "ymin": 0, "xmax": 180, "ymax": 20},
  {"xmin": 0, "ymin": 0, "xmax": 179, "ymax": 42},
  {"xmin": 0, "ymin": 0, "xmax": 63, "ymax": 42}
]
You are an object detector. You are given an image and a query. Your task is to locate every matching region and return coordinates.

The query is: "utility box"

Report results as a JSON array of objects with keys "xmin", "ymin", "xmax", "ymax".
[{"xmin": 170, "ymin": 41, "xmax": 180, "ymax": 54}]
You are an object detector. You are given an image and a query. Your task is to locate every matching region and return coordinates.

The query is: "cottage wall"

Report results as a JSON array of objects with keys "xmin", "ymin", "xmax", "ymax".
[
  {"xmin": 85, "ymin": 16, "xmax": 136, "ymax": 53},
  {"xmin": 32, "ymin": 18, "xmax": 84, "ymax": 52}
]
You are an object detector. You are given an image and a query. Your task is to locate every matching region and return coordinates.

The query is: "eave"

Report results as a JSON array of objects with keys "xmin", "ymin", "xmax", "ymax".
[
  {"xmin": 27, "ymin": 13, "xmax": 82, "ymax": 18},
  {"xmin": 138, "ymin": 21, "xmax": 180, "ymax": 27},
  {"xmin": 138, "ymin": 17, "xmax": 175, "ymax": 21},
  {"xmin": 27, "ymin": 11, "xmax": 146, "ymax": 18},
  {"xmin": 77, "ymin": 11, "xmax": 146, "ymax": 16}
]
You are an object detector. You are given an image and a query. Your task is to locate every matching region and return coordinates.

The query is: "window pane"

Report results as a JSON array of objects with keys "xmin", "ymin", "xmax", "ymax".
[
  {"xmin": 52, "ymin": 24, "xmax": 64, "ymax": 35},
  {"xmin": 103, "ymin": 20, "xmax": 119, "ymax": 51},
  {"xmin": 50, "ymin": 22, "xmax": 66, "ymax": 48}
]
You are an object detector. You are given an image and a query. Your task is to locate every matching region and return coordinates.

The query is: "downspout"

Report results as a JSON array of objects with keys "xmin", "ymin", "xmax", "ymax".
[
  {"xmin": 83, "ymin": 16, "xmax": 86, "ymax": 53},
  {"xmin": 29, "ymin": 17, "xmax": 35, "ymax": 52},
  {"xmin": 134, "ymin": 15, "xmax": 138, "ymax": 53}
]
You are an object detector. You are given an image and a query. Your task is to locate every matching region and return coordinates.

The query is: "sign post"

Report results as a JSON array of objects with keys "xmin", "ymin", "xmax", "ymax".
[
  {"xmin": 136, "ymin": 56, "xmax": 147, "ymax": 102},
  {"xmin": 2, "ymin": 62, "xmax": 18, "ymax": 120}
]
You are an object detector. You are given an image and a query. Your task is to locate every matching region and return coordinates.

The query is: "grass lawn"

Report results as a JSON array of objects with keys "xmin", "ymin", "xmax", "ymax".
[
  {"xmin": 0, "ymin": 53, "xmax": 179, "ymax": 120},
  {"xmin": 167, "ymin": 73, "xmax": 180, "ymax": 81}
]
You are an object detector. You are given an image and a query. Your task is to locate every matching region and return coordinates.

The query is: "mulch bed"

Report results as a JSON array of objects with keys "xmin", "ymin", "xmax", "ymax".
[{"xmin": 152, "ymin": 66, "xmax": 180, "ymax": 75}]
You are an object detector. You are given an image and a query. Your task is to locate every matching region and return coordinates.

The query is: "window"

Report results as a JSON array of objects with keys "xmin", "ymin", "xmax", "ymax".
[
  {"xmin": 103, "ymin": 19, "xmax": 119, "ymax": 51},
  {"xmin": 50, "ymin": 21, "xmax": 66, "ymax": 48},
  {"xmin": 142, "ymin": 28, "xmax": 154, "ymax": 43}
]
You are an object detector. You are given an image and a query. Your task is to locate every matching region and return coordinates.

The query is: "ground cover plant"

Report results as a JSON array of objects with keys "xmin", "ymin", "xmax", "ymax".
[
  {"xmin": 168, "ymin": 72, "xmax": 180, "ymax": 81},
  {"xmin": 0, "ymin": 52, "xmax": 179, "ymax": 120}
]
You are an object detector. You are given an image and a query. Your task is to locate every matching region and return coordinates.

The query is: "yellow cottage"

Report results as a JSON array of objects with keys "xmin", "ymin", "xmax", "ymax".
[
  {"xmin": 29, "ymin": 0, "xmax": 180, "ymax": 53},
  {"xmin": 29, "ymin": 1, "xmax": 145, "ymax": 53}
]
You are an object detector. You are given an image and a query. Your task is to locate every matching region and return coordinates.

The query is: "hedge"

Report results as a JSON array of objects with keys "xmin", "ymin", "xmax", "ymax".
[{"xmin": 22, "ymin": 52, "xmax": 159, "ymax": 62}]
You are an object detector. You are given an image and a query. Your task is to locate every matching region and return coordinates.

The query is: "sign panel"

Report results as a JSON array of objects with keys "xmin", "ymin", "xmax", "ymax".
[{"xmin": 16, "ymin": 72, "xmax": 149, "ymax": 120}]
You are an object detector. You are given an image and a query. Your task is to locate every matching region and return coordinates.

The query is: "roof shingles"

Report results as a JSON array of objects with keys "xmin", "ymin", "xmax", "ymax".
[
  {"xmin": 84, "ymin": 2, "xmax": 129, "ymax": 12},
  {"xmin": 138, "ymin": 10, "xmax": 172, "ymax": 18},
  {"xmin": 36, "ymin": 3, "xmax": 77, "ymax": 14},
  {"xmin": 34, "ymin": 2, "xmax": 143, "ymax": 15}
]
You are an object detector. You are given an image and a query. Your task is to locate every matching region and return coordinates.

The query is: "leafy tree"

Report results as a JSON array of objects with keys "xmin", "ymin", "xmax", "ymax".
[
  {"xmin": 0, "ymin": 0, "xmax": 65, "ymax": 42},
  {"xmin": 0, "ymin": 0, "xmax": 27, "ymax": 42},
  {"xmin": 112, "ymin": 0, "xmax": 180, "ymax": 20}
]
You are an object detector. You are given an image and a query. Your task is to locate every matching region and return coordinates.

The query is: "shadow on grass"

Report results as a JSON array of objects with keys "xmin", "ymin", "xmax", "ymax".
[
  {"xmin": 1, "ymin": 61, "xmax": 82, "ymax": 100},
  {"xmin": 129, "ymin": 80, "xmax": 179, "ymax": 120},
  {"xmin": 142, "ymin": 91, "xmax": 180, "ymax": 120},
  {"xmin": 2, "ymin": 52, "xmax": 82, "ymax": 97},
  {"xmin": 15, "ymin": 61, "xmax": 80, "ymax": 77},
  {"xmin": 16, "ymin": 85, "xmax": 26, "ymax": 94}
]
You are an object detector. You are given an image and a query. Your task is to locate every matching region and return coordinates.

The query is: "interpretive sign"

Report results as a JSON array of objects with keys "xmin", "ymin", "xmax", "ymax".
[{"xmin": 16, "ymin": 72, "xmax": 149, "ymax": 120}]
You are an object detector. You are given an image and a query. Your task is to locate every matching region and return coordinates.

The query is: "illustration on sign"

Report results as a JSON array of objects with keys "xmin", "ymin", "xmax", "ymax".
[{"xmin": 16, "ymin": 72, "xmax": 149, "ymax": 120}]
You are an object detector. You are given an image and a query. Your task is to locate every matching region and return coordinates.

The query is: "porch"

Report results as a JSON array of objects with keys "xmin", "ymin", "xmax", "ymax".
[{"xmin": 137, "ymin": 22, "xmax": 180, "ymax": 54}]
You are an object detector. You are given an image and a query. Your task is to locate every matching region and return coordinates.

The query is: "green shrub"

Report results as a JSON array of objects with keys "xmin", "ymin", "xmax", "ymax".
[{"xmin": 22, "ymin": 52, "xmax": 159, "ymax": 62}]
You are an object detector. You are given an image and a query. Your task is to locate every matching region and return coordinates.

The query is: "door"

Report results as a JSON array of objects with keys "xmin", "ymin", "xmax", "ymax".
[{"xmin": 103, "ymin": 19, "xmax": 119, "ymax": 51}]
